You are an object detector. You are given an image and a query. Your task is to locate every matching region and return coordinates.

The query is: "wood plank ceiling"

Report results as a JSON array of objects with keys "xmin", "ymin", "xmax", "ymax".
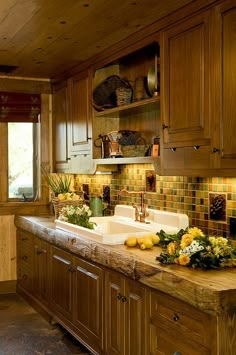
[{"xmin": 0, "ymin": 0, "xmax": 194, "ymax": 80}]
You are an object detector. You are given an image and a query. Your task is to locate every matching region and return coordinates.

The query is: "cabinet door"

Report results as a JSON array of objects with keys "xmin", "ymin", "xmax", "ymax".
[
  {"xmin": 105, "ymin": 271, "xmax": 125, "ymax": 355},
  {"xmin": 53, "ymin": 81, "xmax": 71, "ymax": 172},
  {"xmin": 32, "ymin": 237, "xmax": 50, "ymax": 306},
  {"xmin": 211, "ymin": 1, "xmax": 236, "ymax": 170},
  {"xmin": 51, "ymin": 246, "xmax": 73, "ymax": 321},
  {"xmin": 69, "ymin": 71, "xmax": 92, "ymax": 156},
  {"xmin": 161, "ymin": 11, "xmax": 210, "ymax": 147},
  {"xmin": 124, "ymin": 279, "xmax": 149, "ymax": 355},
  {"xmin": 73, "ymin": 256, "xmax": 104, "ymax": 354}
]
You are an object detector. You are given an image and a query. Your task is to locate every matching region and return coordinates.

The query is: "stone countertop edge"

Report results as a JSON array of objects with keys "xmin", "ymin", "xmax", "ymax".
[{"xmin": 14, "ymin": 215, "xmax": 236, "ymax": 316}]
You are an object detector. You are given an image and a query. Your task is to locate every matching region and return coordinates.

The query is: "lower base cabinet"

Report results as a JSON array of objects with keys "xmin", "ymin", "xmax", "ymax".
[
  {"xmin": 51, "ymin": 246, "xmax": 103, "ymax": 354},
  {"xmin": 105, "ymin": 270, "xmax": 149, "ymax": 355},
  {"xmin": 17, "ymin": 230, "xmax": 218, "ymax": 355}
]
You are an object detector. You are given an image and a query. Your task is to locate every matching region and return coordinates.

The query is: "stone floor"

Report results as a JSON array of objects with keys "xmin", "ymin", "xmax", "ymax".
[{"xmin": 0, "ymin": 293, "xmax": 93, "ymax": 355}]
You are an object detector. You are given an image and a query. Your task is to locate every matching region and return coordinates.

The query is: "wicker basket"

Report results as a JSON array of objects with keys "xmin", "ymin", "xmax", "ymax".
[
  {"xmin": 116, "ymin": 86, "xmax": 133, "ymax": 106},
  {"xmin": 52, "ymin": 198, "xmax": 84, "ymax": 219},
  {"xmin": 121, "ymin": 144, "xmax": 150, "ymax": 157}
]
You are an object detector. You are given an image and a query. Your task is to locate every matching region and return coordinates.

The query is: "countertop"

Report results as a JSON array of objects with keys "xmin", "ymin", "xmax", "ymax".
[{"xmin": 15, "ymin": 215, "xmax": 236, "ymax": 316}]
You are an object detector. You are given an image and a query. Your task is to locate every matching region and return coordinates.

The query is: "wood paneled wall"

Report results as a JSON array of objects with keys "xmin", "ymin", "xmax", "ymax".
[{"xmin": 0, "ymin": 216, "xmax": 16, "ymax": 281}]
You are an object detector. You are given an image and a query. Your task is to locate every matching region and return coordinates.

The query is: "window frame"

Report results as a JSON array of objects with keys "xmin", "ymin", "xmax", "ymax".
[{"xmin": 0, "ymin": 92, "xmax": 51, "ymax": 215}]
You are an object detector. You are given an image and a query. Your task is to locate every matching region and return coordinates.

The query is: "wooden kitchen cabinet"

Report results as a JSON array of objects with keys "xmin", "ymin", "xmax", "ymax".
[
  {"xmin": 32, "ymin": 237, "xmax": 50, "ymax": 307},
  {"xmin": 51, "ymin": 246, "xmax": 104, "ymax": 354},
  {"xmin": 51, "ymin": 246, "xmax": 74, "ymax": 321},
  {"xmin": 69, "ymin": 70, "xmax": 92, "ymax": 157},
  {"xmin": 150, "ymin": 290, "xmax": 215, "ymax": 355},
  {"xmin": 53, "ymin": 80, "xmax": 71, "ymax": 173},
  {"xmin": 161, "ymin": 10, "xmax": 211, "ymax": 149},
  {"xmin": 105, "ymin": 270, "xmax": 149, "ymax": 355},
  {"xmin": 210, "ymin": 0, "xmax": 236, "ymax": 172}
]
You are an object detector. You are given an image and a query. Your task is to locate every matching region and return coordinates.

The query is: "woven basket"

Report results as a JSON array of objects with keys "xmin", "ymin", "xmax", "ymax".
[
  {"xmin": 122, "ymin": 144, "xmax": 150, "ymax": 157},
  {"xmin": 116, "ymin": 86, "xmax": 133, "ymax": 106},
  {"xmin": 52, "ymin": 198, "xmax": 84, "ymax": 219}
]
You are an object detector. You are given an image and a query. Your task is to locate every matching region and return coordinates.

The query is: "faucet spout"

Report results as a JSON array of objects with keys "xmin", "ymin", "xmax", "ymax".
[{"xmin": 117, "ymin": 189, "xmax": 148, "ymax": 223}]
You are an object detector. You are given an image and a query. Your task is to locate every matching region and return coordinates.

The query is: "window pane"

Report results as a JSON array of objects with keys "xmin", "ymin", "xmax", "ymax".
[{"xmin": 8, "ymin": 123, "xmax": 35, "ymax": 199}]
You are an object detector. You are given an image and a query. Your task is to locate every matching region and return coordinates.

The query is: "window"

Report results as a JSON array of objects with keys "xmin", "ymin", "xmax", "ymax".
[
  {"xmin": 0, "ymin": 91, "xmax": 42, "ymax": 201},
  {"xmin": 8, "ymin": 122, "xmax": 40, "ymax": 200}
]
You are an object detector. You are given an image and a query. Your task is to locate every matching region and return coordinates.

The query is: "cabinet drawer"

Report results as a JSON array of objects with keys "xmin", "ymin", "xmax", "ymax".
[
  {"xmin": 17, "ymin": 263, "xmax": 32, "ymax": 291},
  {"xmin": 150, "ymin": 318, "xmax": 210, "ymax": 355},
  {"xmin": 151, "ymin": 291, "xmax": 213, "ymax": 348}
]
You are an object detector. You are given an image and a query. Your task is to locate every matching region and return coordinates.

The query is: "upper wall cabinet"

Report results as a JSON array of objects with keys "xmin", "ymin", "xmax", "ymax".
[
  {"xmin": 92, "ymin": 42, "xmax": 161, "ymax": 165},
  {"xmin": 69, "ymin": 71, "xmax": 92, "ymax": 157},
  {"xmin": 161, "ymin": 11, "xmax": 211, "ymax": 149},
  {"xmin": 210, "ymin": 0, "xmax": 236, "ymax": 173},
  {"xmin": 53, "ymin": 80, "xmax": 71, "ymax": 172}
]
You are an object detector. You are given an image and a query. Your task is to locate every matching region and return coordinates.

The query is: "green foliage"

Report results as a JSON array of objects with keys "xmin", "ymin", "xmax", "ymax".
[{"xmin": 41, "ymin": 166, "xmax": 72, "ymax": 196}]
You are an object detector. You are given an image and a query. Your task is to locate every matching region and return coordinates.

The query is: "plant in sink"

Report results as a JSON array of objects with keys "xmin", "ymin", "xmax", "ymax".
[
  {"xmin": 156, "ymin": 227, "xmax": 236, "ymax": 269},
  {"xmin": 58, "ymin": 205, "xmax": 96, "ymax": 230}
]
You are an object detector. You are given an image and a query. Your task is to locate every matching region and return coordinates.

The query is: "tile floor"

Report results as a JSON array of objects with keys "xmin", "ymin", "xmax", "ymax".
[{"xmin": 0, "ymin": 293, "xmax": 93, "ymax": 354}]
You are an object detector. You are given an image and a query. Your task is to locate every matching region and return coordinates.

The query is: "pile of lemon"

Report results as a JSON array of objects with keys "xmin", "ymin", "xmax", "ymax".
[
  {"xmin": 57, "ymin": 192, "xmax": 81, "ymax": 201},
  {"xmin": 125, "ymin": 234, "xmax": 160, "ymax": 250}
]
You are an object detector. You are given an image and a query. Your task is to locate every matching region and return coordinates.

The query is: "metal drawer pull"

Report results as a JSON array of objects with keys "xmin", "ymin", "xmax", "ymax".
[
  {"xmin": 212, "ymin": 147, "xmax": 220, "ymax": 153},
  {"xmin": 117, "ymin": 293, "xmax": 122, "ymax": 300},
  {"xmin": 121, "ymin": 296, "xmax": 127, "ymax": 303},
  {"xmin": 172, "ymin": 313, "xmax": 180, "ymax": 322},
  {"xmin": 162, "ymin": 124, "xmax": 169, "ymax": 129}
]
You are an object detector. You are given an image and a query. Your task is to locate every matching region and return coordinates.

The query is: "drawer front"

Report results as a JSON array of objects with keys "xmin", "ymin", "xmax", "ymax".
[
  {"xmin": 151, "ymin": 290, "xmax": 213, "ymax": 347},
  {"xmin": 150, "ymin": 318, "xmax": 210, "ymax": 355},
  {"xmin": 17, "ymin": 263, "xmax": 32, "ymax": 291}
]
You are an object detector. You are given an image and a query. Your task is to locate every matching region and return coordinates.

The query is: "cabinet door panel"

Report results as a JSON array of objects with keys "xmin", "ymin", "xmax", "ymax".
[
  {"xmin": 33, "ymin": 239, "xmax": 50, "ymax": 306},
  {"xmin": 105, "ymin": 271, "xmax": 125, "ymax": 355},
  {"xmin": 51, "ymin": 247, "xmax": 73, "ymax": 320},
  {"xmin": 125, "ymin": 279, "xmax": 148, "ymax": 355},
  {"xmin": 69, "ymin": 72, "xmax": 92, "ymax": 155},
  {"xmin": 53, "ymin": 81, "xmax": 71, "ymax": 172},
  {"xmin": 212, "ymin": 1, "xmax": 236, "ymax": 169},
  {"xmin": 73, "ymin": 257, "xmax": 103, "ymax": 354},
  {"xmin": 162, "ymin": 11, "xmax": 210, "ymax": 146}
]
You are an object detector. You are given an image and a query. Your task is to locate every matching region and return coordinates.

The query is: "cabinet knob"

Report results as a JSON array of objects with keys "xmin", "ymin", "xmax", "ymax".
[
  {"xmin": 121, "ymin": 296, "xmax": 127, "ymax": 303},
  {"xmin": 36, "ymin": 250, "xmax": 43, "ymax": 255},
  {"xmin": 172, "ymin": 313, "xmax": 180, "ymax": 322},
  {"xmin": 21, "ymin": 237, "xmax": 28, "ymax": 241},
  {"xmin": 22, "ymin": 274, "xmax": 28, "ymax": 280},
  {"xmin": 212, "ymin": 147, "xmax": 220, "ymax": 153},
  {"xmin": 117, "ymin": 293, "xmax": 122, "ymax": 300},
  {"xmin": 22, "ymin": 255, "xmax": 28, "ymax": 261},
  {"xmin": 162, "ymin": 124, "xmax": 169, "ymax": 130}
]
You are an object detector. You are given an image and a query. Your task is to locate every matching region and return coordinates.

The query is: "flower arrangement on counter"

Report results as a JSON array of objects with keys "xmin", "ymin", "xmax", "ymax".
[
  {"xmin": 156, "ymin": 227, "xmax": 236, "ymax": 269},
  {"xmin": 58, "ymin": 205, "xmax": 95, "ymax": 230},
  {"xmin": 41, "ymin": 165, "xmax": 73, "ymax": 197}
]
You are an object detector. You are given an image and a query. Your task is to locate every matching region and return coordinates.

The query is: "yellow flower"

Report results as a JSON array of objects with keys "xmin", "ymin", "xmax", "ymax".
[
  {"xmin": 177, "ymin": 254, "xmax": 191, "ymax": 266},
  {"xmin": 188, "ymin": 227, "xmax": 204, "ymax": 238},
  {"xmin": 167, "ymin": 242, "xmax": 177, "ymax": 256},
  {"xmin": 180, "ymin": 234, "xmax": 194, "ymax": 249}
]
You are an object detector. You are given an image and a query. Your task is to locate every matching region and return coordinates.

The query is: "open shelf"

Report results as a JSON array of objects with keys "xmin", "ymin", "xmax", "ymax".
[{"xmin": 94, "ymin": 96, "xmax": 160, "ymax": 117}]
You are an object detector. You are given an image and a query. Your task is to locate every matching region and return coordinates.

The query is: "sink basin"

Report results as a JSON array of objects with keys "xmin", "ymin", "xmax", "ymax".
[{"xmin": 55, "ymin": 205, "xmax": 189, "ymax": 245}]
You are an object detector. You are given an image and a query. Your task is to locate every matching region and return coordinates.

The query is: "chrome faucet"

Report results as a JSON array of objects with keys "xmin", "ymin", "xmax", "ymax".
[{"xmin": 118, "ymin": 189, "xmax": 149, "ymax": 223}]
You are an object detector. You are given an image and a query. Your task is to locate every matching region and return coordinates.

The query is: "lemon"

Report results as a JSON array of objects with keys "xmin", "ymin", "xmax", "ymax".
[
  {"xmin": 140, "ymin": 238, "xmax": 153, "ymax": 250},
  {"xmin": 150, "ymin": 234, "xmax": 160, "ymax": 245},
  {"xmin": 125, "ymin": 237, "xmax": 137, "ymax": 247}
]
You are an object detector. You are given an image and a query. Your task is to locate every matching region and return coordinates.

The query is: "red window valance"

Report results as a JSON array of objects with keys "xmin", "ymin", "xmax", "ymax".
[{"xmin": 0, "ymin": 92, "xmax": 41, "ymax": 123}]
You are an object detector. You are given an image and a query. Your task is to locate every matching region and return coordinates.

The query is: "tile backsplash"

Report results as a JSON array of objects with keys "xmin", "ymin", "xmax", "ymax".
[{"xmin": 75, "ymin": 163, "xmax": 236, "ymax": 238}]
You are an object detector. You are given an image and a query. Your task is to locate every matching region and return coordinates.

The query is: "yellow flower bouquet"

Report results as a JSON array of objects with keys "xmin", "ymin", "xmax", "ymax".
[{"xmin": 156, "ymin": 227, "xmax": 236, "ymax": 269}]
